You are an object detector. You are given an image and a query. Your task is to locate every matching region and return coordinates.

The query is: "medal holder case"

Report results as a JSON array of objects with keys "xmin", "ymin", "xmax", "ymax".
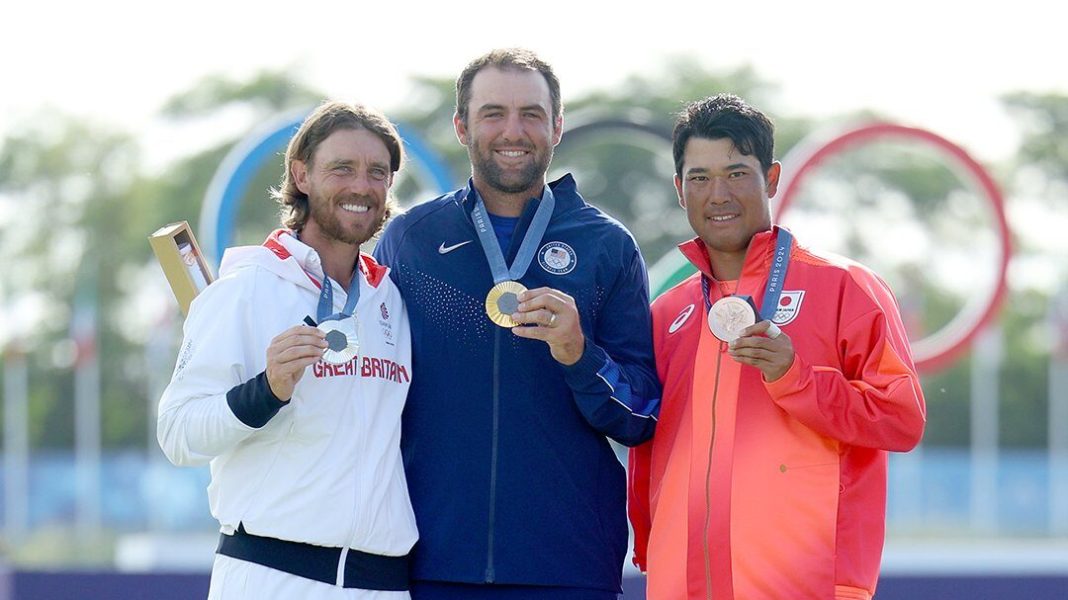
[{"xmin": 149, "ymin": 221, "xmax": 216, "ymax": 316}]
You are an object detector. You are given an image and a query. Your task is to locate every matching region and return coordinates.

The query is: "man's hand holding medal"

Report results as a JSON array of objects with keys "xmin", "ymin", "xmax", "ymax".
[
  {"xmin": 726, "ymin": 318, "xmax": 793, "ymax": 383},
  {"xmin": 703, "ymin": 230, "xmax": 794, "ymax": 382},
  {"xmin": 266, "ymin": 325, "xmax": 328, "ymax": 401},
  {"xmin": 509, "ymin": 286, "xmax": 585, "ymax": 366}
]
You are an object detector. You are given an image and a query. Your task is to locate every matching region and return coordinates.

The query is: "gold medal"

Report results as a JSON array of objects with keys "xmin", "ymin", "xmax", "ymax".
[
  {"xmin": 318, "ymin": 318, "xmax": 360, "ymax": 364},
  {"xmin": 707, "ymin": 295, "xmax": 758, "ymax": 343},
  {"xmin": 485, "ymin": 281, "xmax": 527, "ymax": 328}
]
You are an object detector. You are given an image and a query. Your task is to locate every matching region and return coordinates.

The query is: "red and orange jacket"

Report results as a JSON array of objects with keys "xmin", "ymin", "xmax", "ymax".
[{"xmin": 629, "ymin": 228, "xmax": 926, "ymax": 600}]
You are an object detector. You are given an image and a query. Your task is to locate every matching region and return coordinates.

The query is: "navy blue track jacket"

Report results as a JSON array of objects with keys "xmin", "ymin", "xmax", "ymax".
[{"xmin": 374, "ymin": 174, "xmax": 660, "ymax": 593}]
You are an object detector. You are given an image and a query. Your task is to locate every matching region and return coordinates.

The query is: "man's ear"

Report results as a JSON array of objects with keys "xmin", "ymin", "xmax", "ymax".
[
  {"xmin": 292, "ymin": 159, "xmax": 310, "ymax": 195},
  {"xmin": 675, "ymin": 174, "xmax": 686, "ymax": 210},
  {"xmin": 454, "ymin": 112, "xmax": 468, "ymax": 145},
  {"xmin": 765, "ymin": 161, "xmax": 782, "ymax": 198},
  {"xmin": 551, "ymin": 113, "xmax": 563, "ymax": 146}
]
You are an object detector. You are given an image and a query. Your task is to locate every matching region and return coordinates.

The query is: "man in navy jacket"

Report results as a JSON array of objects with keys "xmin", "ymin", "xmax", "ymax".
[{"xmin": 375, "ymin": 48, "xmax": 660, "ymax": 599}]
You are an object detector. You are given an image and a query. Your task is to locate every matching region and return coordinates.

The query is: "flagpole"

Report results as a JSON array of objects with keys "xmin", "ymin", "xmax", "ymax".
[
  {"xmin": 145, "ymin": 307, "xmax": 176, "ymax": 531},
  {"xmin": 1049, "ymin": 287, "xmax": 1068, "ymax": 534},
  {"xmin": 970, "ymin": 324, "xmax": 1001, "ymax": 533},
  {"xmin": 3, "ymin": 343, "xmax": 30, "ymax": 543},
  {"xmin": 73, "ymin": 271, "xmax": 102, "ymax": 540}
]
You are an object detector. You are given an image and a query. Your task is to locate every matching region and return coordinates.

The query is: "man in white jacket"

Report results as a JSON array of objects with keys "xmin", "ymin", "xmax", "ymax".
[{"xmin": 157, "ymin": 101, "xmax": 417, "ymax": 599}]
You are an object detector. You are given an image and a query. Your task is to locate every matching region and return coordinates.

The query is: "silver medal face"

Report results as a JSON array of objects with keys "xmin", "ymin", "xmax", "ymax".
[
  {"xmin": 707, "ymin": 296, "xmax": 758, "ymax": 343},
  {"xmin": 317, "ymin": 318, "xmax": 359, "ymax": 364}
]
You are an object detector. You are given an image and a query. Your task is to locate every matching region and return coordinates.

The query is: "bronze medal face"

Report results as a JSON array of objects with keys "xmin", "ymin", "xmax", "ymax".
[
  {"xmin": 485, "ymin": 281, "xmax": 527, "ymax": 328},
  {"xmin": 707, "ymin": 295, "xmax": 758, "ymax": 342},
  {"xmin": 317, "ymin": 318, "xmax": 360, "ymax": 364}
]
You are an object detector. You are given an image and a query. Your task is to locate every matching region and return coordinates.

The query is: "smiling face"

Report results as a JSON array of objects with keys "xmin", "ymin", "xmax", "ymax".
[
  {"xmin": 292, "ymin": 127, "xmax": 393, "ymax": 248},
  {"xmin": 675, "ymin": 136, "xmax": 780, "ymax": 279},
  {"xmin": 454, "ymin": 66, "xmax": 562, "ymax": 208}
]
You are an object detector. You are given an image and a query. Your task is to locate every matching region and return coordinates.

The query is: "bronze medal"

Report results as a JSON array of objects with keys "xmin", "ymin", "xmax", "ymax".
[{"xmin": 707, "ymin": 295, "xmax": 758, "ymax": 343}]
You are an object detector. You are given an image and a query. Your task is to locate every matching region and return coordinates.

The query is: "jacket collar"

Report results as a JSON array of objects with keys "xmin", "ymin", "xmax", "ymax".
[
  {"xmin": 225, "ymin": 229, "xmax": 387, "ymax": 291},
  {"xmin": 453, "ymin": 174, "xmax": 580, "ymax": 258},
  {"xmin": 678, "ymin": 225, "xmax": 791, "ymax": 283},
  {"xmin": 457, "ymin": 173, "xmax": 581, "ymax": 215}
]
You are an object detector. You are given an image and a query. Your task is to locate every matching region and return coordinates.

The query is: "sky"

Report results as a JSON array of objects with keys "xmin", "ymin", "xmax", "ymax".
[{"xmin": 3, "ymin": 0, "xmax": 1067, "ymax": 166}]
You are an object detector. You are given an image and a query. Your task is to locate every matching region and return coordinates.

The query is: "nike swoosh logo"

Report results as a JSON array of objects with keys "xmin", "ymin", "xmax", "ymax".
[{"xmin": 438, "ymin": 240, "xmax": 473, "ymax": 254}]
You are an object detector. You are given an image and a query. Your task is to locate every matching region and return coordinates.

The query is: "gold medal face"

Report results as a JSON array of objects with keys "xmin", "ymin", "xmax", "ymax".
[
  {"xmin": 485, "ymin": 281, "xmax": 527, "ymax": 328},
  {"xmin": 318, "ymin": 318, "xmax": 360, "ymax": 364},
  {"xmin": 707, "ymin": 295, "xmax": 758, "ymax": 342}
]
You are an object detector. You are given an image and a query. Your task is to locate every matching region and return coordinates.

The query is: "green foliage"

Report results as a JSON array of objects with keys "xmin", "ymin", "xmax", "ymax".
[
  {"xmin": 920, "ymin": 290, "xmax": 1052, "ymax": 448},
  {"xmin": 1003, "ymin": 91, "xmax": 1068, "ymax": 181},
  {"xmin": 146, "ymin": 143, "xmax": 232, "ymax": 230},
  {"xmin": 160, "ymin": 70, "xmax": 324, "ymax": 118},
  {"xmin": 998, "ymin": 290, "xmax": 1052, "ymax": 447},
  {"xmin": 392, "ymin": 75, "xmax": 475, "ymax": 193},
  {"xmin": 920, "ymin": 361, "xmax": 971, "ymax": 446}
]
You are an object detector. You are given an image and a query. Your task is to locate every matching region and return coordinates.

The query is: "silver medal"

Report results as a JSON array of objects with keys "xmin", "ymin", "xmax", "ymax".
[{"xmin": 318, "ymin": 318, "xmax": 360, "ymax": 364}]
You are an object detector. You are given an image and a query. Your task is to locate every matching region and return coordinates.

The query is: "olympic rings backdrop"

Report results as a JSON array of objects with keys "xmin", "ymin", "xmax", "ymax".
[{"xmin": 200, "ymin": 112, "xmax": 1009, "ymax": 374}]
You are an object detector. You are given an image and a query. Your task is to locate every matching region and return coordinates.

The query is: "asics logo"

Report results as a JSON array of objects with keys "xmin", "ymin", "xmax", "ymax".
[
  {"xmin": 438, "ymin": 240, "xmax": 473, "ymax": 254},
  {"xmin": 668, "ymin": 304, "xmax": 695, "ymax": 334}
]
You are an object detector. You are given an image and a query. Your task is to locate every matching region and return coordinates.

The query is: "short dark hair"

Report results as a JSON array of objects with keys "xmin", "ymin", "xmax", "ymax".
[
  {"xmin": 455, "ymin": 48, "xmax": 562, "ymax": 125},
  {"xmin": 672, "ymin": 94, "xmax": 775, "ymax": 176},
  {"xmin": 273, "ymin": 101, "xmax": 404, "ymax": 230}
]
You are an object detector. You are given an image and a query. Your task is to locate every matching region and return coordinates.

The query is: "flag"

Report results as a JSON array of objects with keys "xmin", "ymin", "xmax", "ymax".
[{"xmin": 70, "ymin": 283, "xmax": 97, "ymax": 369}]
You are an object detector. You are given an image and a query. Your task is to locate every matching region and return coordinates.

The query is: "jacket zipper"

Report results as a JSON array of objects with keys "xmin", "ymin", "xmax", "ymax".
[
  {"xmin": 703, "ymin": 344, "xmax": 725, "ymax": 599},
  {"xmin": 479, "ymin": 193, "xmax": 530, "ymax": 583},
  {"xmin": 485, "ymin": 327, "xmax": 501, "ymax": 582},
  {"xmin": 340, "ymin": 304, "xmax": 364, "ymax": 587}
]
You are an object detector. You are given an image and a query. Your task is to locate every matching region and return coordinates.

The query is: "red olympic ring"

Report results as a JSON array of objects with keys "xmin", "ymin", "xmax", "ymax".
[{"xmin": 775, "ymin": 123, "xmax": 1011, "ymax": 373}]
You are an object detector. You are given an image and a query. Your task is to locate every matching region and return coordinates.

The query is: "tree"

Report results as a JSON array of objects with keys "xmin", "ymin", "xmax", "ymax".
[
  {"xmin": 0, "ymin": 113, "xmax": 142, "ymax": 447},
  {"xmin": 0, "ymin": 71, "xmax": 327, "ymax": 449}
]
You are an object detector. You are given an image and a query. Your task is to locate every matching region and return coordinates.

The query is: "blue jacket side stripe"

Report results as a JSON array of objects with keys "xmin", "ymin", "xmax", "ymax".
[{"xmin": 596, "ymin": 359, "xmax": 660, "ymax": 420}]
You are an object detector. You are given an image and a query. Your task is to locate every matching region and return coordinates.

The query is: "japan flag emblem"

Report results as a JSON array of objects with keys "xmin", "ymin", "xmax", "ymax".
[{"xmin": 772, "ymin": 291, "xmax": 805, "ymax": 326}]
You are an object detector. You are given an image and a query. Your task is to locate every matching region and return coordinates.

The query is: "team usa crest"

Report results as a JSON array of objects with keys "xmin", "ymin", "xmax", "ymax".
[
  {"xmin": 772, "ymin": 291, "xmax": 805, "ymax": 325},
  {"xmin": 538, "ymin": 241, "xmax": 577, "ymax": 275}
]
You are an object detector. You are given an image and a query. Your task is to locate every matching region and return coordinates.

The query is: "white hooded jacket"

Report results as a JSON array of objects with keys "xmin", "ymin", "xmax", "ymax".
[{"xmin": 157, "ymin": 230, "xmax": 417, "ymax": 557}]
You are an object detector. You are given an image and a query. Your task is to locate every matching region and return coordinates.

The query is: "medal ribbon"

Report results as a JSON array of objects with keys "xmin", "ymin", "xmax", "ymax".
[
  {"xmin": 470, "ymin": 185, "xmax": 556, "ymax": 284},
  {"xmin": 701, "ymin": 229, "xmax": 793, "ymax": 319},
  {"xmin": 316, "ymin": 266, "xmax": 361, "ymax": 324},
  {"xmin": 759, "ymin": 229, "xmax": 792, "ymax": 320}
]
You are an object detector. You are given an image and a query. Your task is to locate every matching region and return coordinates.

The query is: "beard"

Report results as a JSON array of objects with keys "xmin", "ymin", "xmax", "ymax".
[
  {"xmin": 469, "ymin": 143, "xmax": 553, "ymax": 195},
  {"xmin": 307, "ymin": 192, "xmax": 386, "ymax": 246}
]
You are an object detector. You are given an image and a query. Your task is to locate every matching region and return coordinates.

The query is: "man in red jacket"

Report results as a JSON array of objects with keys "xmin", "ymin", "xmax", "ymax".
[{"xmin": 628, "ymin": 94, "xmax": 926, "ymax": 600}]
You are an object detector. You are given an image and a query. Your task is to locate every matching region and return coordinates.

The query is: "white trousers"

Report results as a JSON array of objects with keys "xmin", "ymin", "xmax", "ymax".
[{"xmin": 207, "ymin": 554, "xmax": 411, "ymax": 600}]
